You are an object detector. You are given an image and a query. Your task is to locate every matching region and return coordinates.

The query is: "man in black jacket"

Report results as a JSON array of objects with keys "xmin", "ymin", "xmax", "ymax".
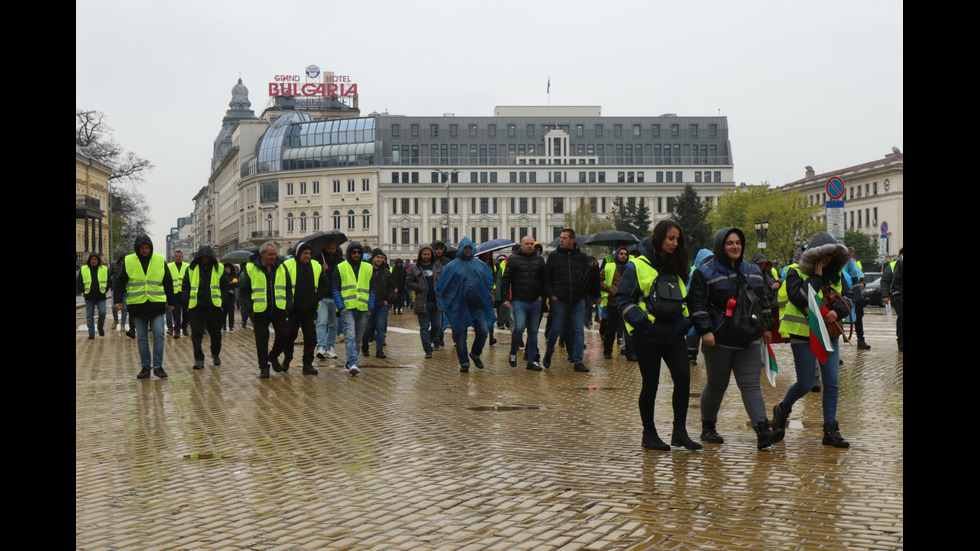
[
  {"xmin": 315, "ymin": 238, "xmax": 345, "ymax": 360},
  {"xmin": 77, "ymin": 252, "xmax": 109, "ymax": 339},
  {"xmin": 240, "ymin": 242, "xmax": 293, "ymax": 378},
  {"xmin": 284, "ymin": 242, "xmax": 327, "ymax": 374},
  {"xmin": 183, "ymin": 246, "xmax": 226, "ymax": 370},
  {"xmin": 501, "ymin": 235, "xmax": 546, "ymax": 370},
  {"xmin": 543, "ymin": 229, "xmax": 591, "ymax": 372}
]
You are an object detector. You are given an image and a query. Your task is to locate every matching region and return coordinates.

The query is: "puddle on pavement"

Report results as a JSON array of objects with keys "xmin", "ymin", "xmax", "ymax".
[{"xmin": 468, "ymin": 405, "xmax": 544, "ymax": 411}]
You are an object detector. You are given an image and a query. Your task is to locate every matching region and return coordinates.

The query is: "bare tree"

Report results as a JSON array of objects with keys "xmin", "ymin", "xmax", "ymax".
[{"xmin": 76, "ymin": 110, "xmax": 153, "ymax": 185}]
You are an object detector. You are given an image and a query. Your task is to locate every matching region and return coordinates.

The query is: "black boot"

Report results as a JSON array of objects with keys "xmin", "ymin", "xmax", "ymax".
[
  {"xmin": 857, "ymin": 338, "xmax": 871, "ymax": 350},
  {"xmin": 754, "ymin": 419, "xmax": 774, "ymax": 450},
  {"xmin": 700, "ymin": 420, "xmax": 724, "ymax": 444},
  {"xmin": 642, "ymin": 429, "xmax": 670, "ymax": 451},
  {"xmin": 771, "ymin": 403, "xmax": 790, "ymax": 444},
  {"xmin": 671, "ymin": 423, "xmax": 703, "ymax": 450},
  {"xmin": 822, "ymin": 421, "xmax": 850, "ymax": 448}
]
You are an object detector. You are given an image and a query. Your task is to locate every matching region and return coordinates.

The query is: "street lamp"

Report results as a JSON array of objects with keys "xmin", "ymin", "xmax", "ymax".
[
  {"xmin": 754, "ymin": 221, "xmax": 769, "ymax": 250},
  {"xmin": 436, "ymin": 169, "xmax": 458, "ymax": 245}
]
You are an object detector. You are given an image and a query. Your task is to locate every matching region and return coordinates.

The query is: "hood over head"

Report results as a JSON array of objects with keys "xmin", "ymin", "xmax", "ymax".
[
  {"xmin": 416, "ymin": 243, "xmax": 435, "ymax": 263},
  {"xmin": 750, "ymin": 252, "xmax": 770, "ymax": 266},
  {"xmin": 295, "ymin": 241, "xmax": 314, "ymax": 259},
  {"xmin": 345, "ymin": 241, "xmax": 364, "ymax": 262},
  {"xmin": 85, "ymin": 252, "xmax": 104, "ymax": 266},
  {"xmin": 133, "ymin": 234, "xmax": 153, "ymax": 256},
  {"xmin": 712, "ymin": 227, "xmax": 747, "ymax": 267},
  {"xmin": 191, "ymin": 245, "xmax": 218, "ymax": 268},
  {"xmin": 457, "ymin": 237, "xmax": 475, "ymax": 261},
  {"xmin": 693, "ymin": 248, "xmax": 714, "ymax": 268},
  {"xmin": 799, "ymin": 231, "xmax": 850, "ymax": 276}
]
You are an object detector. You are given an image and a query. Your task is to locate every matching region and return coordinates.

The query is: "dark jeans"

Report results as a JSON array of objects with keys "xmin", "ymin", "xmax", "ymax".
[
  {"xmin": 892, "ymin": 295, "xmax": 903, "ymax": 346},
  {"xmin": 252, "ymin": 310, "xmax": 290, "ymax": 370},
  {"xmin": 189, "ymin": 308, "xmax": 223, "ymax": 361}
]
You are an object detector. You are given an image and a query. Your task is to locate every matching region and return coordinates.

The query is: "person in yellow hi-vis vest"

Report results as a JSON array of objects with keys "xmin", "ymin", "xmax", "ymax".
[
  {"xmin": 77, "ymin": 251, "xmax": 109, "ymax": 340},
  {"xmin": 240, "ymin": 242, "xmax": 292, "ymax": 379},
  {"xmin": 182, "ymin": 246, "xmax": 226, "ymax": 370},
  {"xmin": 113, "ymin": 234, "xmax": 176, "ymax": 380},
  {"xmin": 332, "ymin": 241, "xmax": 374, "ymax": 376},
  {"xmin": 167, "ymin": 249, "xmax": 189, "ymax": 338},
  {"xmin": 771, "ymin": 231, "xmax": 855, "ymax": 448},
  {"xmin": 283, "ymin": 242, "xmax": 327, "ymax": 375},
  {"xmin": 615, "ymin": 221, "xmax": 701, "ymax": 451}
]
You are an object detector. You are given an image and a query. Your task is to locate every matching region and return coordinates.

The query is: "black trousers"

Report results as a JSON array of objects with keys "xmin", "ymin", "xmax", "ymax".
[
  {"xmin": 635, "ymin": 337, "xmax": 691, "ymax": 436},
  {"xmin": 189, "ymin": 308, "xmax": 223, "ymax": 361},
  {"xmin": 284, "ymin": 308, "xmax": 317, "ymax": 367},
  {"xmin": 252, "ymin": 310, "xmax": 290, "ymax": 370}
]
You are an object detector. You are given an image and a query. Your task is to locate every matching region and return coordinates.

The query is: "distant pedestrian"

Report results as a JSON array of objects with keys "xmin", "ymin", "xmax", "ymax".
[
  {"xmin": 220, "ymin": 263, "xmax": 237, "ymax": 332},
  {"xmin": 543, "ymin": 229, "xmax": 590, "ymax": 372},
  {"xmin": 182, "ymin": 246, "xmax": 225, "ymax": 370},
  {"xmin": 113, "ymin": 234, "xmax": 176, "ymax": 379},
  {"xmin": 240, "ymin": 242, "xmax": 292, "ymax": 379},
  {"xmin": 599, "ymin": 247, "xmax": 632, "ymax": 361},
  {"xmin": 332, "ymin": 241, "xmax": 374, "ymax": 376},
  {"xmin": 315, "ymin": 237, "xmax": 345, "ymax": 360},
  {"xmin": 77, "ymin": 252, "xmax": 109, "ymax": 339},
  {"xmin": 406, "ymin": 244, "xmax": 443, "ymax": 358},
  {"xmin": 364, "ymin": 248, "xmax": 394, "ymax": 359},
  {"xmin": 500, "ymin": 235, "xmax": 546, "ymax": 370},
  {"xmin": 167, "ymin": 250, "xmax": 189, "ymax": 339},
  {"xmin": 436, "ymin": 238, "xmax": 496, "ymax": 373},
  {"xmin": 283, "ymin": 242, "xmax": 326, "ymax": 375}
]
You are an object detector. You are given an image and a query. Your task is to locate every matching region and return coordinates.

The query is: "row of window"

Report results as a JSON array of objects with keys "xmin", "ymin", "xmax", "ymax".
[
  {"xmin": 392, "ymin": 122, "xmax": 719, "ymax": 140},
  {"xmin": 284, "ymin": 178, "xmax": 372, "ymax": 196},
  {"xmin": 388, "ymin": 169, "xmax": 723, "ymax": 185},
  {"xmin": 389, "ymin": 143, "xmax": 725, "ymax": 166},
  {"xmin": 283, "ymin": 210, "xmax": 374, "ymax": 233},
  {"xmin": 390, "ymin": 194, "xmax": 715, "ymax": 216}
]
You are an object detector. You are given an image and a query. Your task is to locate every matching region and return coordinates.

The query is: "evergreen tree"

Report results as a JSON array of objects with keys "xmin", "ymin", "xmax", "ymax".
[
  {"xmin": 633, "ymin": 198, "xmax": 652, "ymax": 237},
  {"xmin": 671, "ymin": 185, "xmax": 713, "ymax": 258}
]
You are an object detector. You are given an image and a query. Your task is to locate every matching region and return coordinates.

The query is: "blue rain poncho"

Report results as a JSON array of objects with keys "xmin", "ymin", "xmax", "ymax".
[{"xmin": 435, "ymin": 237, "xmax": 497, "ymax": 330}]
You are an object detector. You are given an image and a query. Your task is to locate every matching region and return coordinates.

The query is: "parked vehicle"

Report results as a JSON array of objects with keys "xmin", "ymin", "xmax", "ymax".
[{"xmin": 861, "ymin": 272, "xmax": 883, "ymax": 306}]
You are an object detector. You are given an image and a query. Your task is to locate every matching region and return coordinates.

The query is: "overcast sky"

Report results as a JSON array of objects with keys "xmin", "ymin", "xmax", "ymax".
[{"xmin": 76, "ymin": 0, "xmax": 903, "ymax": 246}]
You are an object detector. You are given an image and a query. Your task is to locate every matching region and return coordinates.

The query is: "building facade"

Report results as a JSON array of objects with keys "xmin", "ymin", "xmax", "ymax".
[
  {"xmin": 781, "ymin": 149, "xmax": 903, "ymax": 260},
  {"xmin": 201, "ymin": 80, "xmax": 736, "ymax": 259},
  {"xmin": 75, "ymin": 145, "xmax": 113, "ymax": 263}
]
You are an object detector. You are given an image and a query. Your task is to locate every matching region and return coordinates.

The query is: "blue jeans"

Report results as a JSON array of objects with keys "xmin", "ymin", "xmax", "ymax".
[
  {"xmin": 545, "ymin": 299, "xmax": 585, "ymax": 363},
  {"xmin": 780, "ymin": 339, "xmax": 841, "ymax": 423},
  {"xmin": 454, "ymin": 314, "xmax": 489, "ymax": 366},
  {"xmin": 133, "ymin": 313, "xmax": 165, "ymax": 368},
  {"xmin": 510, "ymin": 299, "xmax": 542, "ymax": 359},
  {"xmin": 340, "ymin": 308, "xmax": 370, "ymax": 367},
  {"xmin": 85, "ymin": 298, "xmax": 106, "ymax": 336},
  {"xmin": 417, "ymin": 303, "xmax": 442, "ymax": 354},
  {"xmin": 166, "ymin": 302, "xmax": 186, "ymax": 332},
  {"xmin": 367, "ymin": 304, "xmax": 389, "ymax": 352},
  {"xmin": 316, "ymin": 298, "xmax": 338, "ymax": 350}
]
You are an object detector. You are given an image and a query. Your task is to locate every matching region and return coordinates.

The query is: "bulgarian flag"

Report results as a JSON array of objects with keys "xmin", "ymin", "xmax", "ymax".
[
  {"xmin": 807, "ymin": 286, "xmax": 835, "ymax": 364},
  {"xmin": 761, "ymin": 340, "xmax": 778, "ymax": 386}
]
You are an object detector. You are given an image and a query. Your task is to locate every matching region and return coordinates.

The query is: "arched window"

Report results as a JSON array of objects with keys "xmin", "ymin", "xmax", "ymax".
[
  {"xmin": 333, "ymin": 210, "xmax": 341, "ymax": 230},
  {"xmin": 286, "ymin": 212, "xmax": 295, "ymax": 233},
  {"xmin": 361, "ymin": 209, "xmax": 371, "ymax": 230},
  {"xmin": 347, "ymin": 210, "xmax": 355, "ymax": 230},
  {"xmin": 312, "ymin": 211, "xmax": 320, "ymax": 231},
  {"xmin": 299, "ymin": 212, "xmax": 307, "ymax": 232}
]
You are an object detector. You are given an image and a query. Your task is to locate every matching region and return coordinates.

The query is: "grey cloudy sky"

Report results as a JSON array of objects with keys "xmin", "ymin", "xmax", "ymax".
[{"xmin": 76, "ymin": 0, "xmax": 903, "ymax": 246}]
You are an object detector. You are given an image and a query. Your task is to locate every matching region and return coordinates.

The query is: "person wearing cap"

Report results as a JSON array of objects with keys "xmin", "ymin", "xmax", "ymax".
[
  {"xmin": 182, "ymin": 246, "xmax": 226, "ymax": 370},
  {"xmin": 283, "ymin": 242, "xmax": 326, "ymax": 375},
  {"xmin": 240, "ymin": 241, "xmax": 293, "ymax": 379},
  {"xmin": 332, "ymin": 241, "xmax": 374, "ymax": 376}
]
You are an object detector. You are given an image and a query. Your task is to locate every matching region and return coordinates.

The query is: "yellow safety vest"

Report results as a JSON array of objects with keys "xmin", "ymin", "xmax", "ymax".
[
  {"xmin": 247, "ymin": 262, "xmax": 288, "ymax": 313},
  {"xmin": 168, "ymin": 262, "xmax": 188, "ymax": 294},
  {"xmin": 81, "ymin": 265, "xmax": 108, "ymax": 294},
  {"xmin": 623, "ymin": 256, "xmax": 688, "ymax": 335},
  {"xmin": 776, "ymin": 263, "xmax": 797, "ymax": 312},
  {"xmin": 600, "ymin": 262, "xmax": 616, "ymax": 307},
  {"xmin": 125, "ymin": 253, "xmax": 167, "ymax": 305},
  {"xmin": 284, "ymin": 257, "xmax": 321, "ymax": 300},
  {"xmin": 337, "ymin": 260, "xmax": 372, "ymax": 311},
  {"xmin": 187, "ymin": 264, "xmax": 222, "ymax": 309},
  {"xmin": 778, "ymin": 267, "xmax": 843, "ymax": 339}
]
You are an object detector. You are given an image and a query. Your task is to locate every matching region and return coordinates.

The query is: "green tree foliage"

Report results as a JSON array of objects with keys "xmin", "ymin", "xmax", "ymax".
[
  {"xmin": 671, "ymin": 184, "xmax": 713, "ymax": 260},
  {"xmin": 610, "ymin": 197, "xmax": 652, "ymax": 237},
  {"xmin": 563, "ymin": 195, "xmax": 615, "ymax": 237},
  {"xmin": 844, "ymin": 229, "xmax": 877, "ymax": 265},
  {"xmin": 708, "ymin": 184, "xmax": 821, "ymax": 269}
]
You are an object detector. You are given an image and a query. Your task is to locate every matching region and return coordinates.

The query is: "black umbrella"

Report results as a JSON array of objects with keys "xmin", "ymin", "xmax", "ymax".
[
  {"xmin": 220, "ymin": 250, "xmax": 253, "ymax": 262},
  {"xmin": 475, "ymin": 238, "xmax": 515, "ymax": 255},
  {"xmin": 583, "ymin": 230, "xmax": 640, "ymax": 247},
  {"xmin": 300, "ymin": 230, "xmax": 348, "ymax": 254}
]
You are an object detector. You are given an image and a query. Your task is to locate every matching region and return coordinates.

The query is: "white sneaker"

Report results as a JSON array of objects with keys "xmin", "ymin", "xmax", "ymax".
[
  {"xmin": 326, "ymin": 347, "xmax": 338, "ymax": 358},
  {"xmin": 315, "ymin": 347, "xmax": 326, "ymax": 359},
  {"xmin": 348, "ymin": 365, "xmax": 360, "ymax": 376}
]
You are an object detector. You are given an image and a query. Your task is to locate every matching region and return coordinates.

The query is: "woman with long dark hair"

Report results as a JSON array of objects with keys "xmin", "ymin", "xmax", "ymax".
[{"xmin": 615, "ymin": 220, "xmax": 701, "ymax": 451}]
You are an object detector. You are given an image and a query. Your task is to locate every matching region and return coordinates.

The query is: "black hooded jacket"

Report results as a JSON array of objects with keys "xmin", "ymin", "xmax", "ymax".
[
  {"xmin": 76, "ymin": 252, "xmax": 108, "ymax": 301},
  {"xmin": 112, "ymin": 234, "xmax": 176, "ymax": 318},
  {"xmin": 181, "ymin": 246, "xmax": 226, "ymax": 312},
  {"xmin": 687, "ymin": 227, "xmax": 773, "ymax": 346}
]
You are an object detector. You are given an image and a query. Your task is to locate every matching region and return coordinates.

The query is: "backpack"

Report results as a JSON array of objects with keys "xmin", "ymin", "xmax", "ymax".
[
  {"xmin": 645, "ymin": 273, "xmax": 685, "ymax": 321},
  {"xmin": 726, "ymin": 273, "xmax": 765, "ymax": 344}
]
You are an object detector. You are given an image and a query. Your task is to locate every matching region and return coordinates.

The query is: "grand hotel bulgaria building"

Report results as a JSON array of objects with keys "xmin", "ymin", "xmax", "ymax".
[{"xmin": 199, "ymin": 76, "xmax": 735, "ymax": 259}]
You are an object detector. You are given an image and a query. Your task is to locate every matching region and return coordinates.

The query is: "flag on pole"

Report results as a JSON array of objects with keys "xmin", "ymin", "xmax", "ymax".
[
  {"xmin": 547, "ymin": 76, "xmax": 550, "ymax": 94},
  {"xmin": 761, "ymin": 340, "xmax": 778, "ymax": 386},
  {"xmin": 807, "ymin": 286, "xmax": 835, "ymax": 364}
]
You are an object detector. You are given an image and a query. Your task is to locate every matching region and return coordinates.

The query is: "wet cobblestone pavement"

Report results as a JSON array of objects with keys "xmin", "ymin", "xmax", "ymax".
[{"xmin": 76, "ymin": 306, "xmax": 903, "ymax": 550}]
